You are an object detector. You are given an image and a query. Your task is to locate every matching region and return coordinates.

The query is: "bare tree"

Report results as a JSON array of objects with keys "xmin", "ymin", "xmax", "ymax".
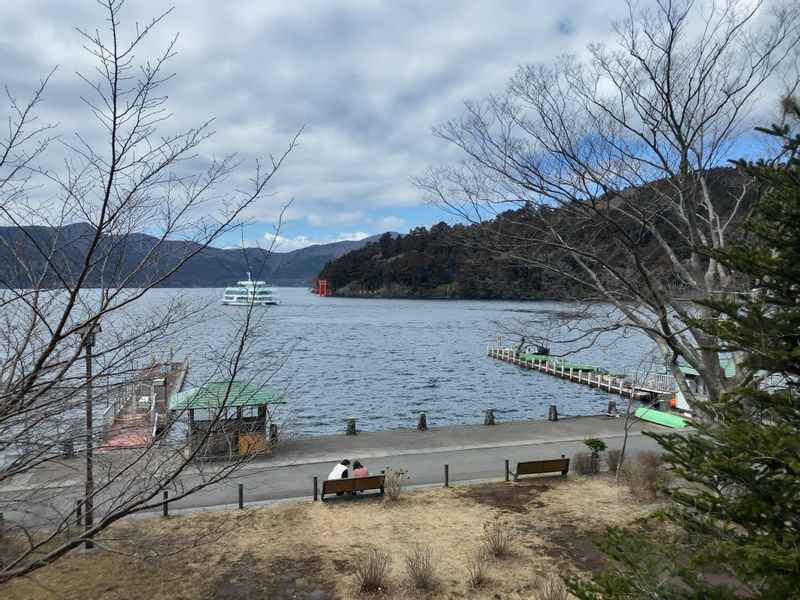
[
  {"xmin": 416, "ymin": 0, "xmax": 800, "ymax": 406},
  {"xmin": 0, "ymin": 1, "xmax": 299, "ymax": 581}
]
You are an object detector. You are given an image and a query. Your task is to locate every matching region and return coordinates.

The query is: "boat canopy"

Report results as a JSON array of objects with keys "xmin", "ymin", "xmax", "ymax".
[{"xmin": 169, "ymin": 381, "xmax": 284, "ymax": 411}]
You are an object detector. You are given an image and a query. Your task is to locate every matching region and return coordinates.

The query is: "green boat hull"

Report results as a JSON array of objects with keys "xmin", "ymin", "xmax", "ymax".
[{"xmin": 635, "ymin": 407, "xmax": 688, "ymax": 428}]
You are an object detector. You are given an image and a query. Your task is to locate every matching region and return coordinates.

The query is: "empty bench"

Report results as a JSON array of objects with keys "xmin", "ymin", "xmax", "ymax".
[
  {"xmin": 318, "ymin": 474, "xmax": 386, "ymax": 501},
  {"xmin": 508, "ymin": 456, "xmax": 570, "ymax": 481}
]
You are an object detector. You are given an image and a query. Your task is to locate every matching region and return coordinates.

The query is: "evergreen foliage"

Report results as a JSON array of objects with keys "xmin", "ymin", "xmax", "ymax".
[
  {"xmin": 318, "ymin": 168, "xmax": 753, "ymax": 300},
  {"xmin": 567, "ymin": 117, "xmax": 800, "ymax": 598}
]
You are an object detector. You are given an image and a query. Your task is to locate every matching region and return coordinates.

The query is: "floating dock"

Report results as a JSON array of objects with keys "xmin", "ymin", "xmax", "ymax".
[{"xmin": 487, "ymin": 346, "xmax": 672, "ymax": 400}]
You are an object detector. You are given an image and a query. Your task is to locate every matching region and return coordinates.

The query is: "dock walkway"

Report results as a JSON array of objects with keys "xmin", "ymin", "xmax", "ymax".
[
  {"xmin": 488, "ymin": 347, "xmax": 674, "ymax": 399},
  {"xmin": 100, "ymin": 361, "xmax": 188, "ymax": 450}
]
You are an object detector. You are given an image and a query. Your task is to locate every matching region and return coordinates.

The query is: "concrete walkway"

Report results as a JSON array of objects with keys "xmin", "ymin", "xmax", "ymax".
[{"xmin": 0, "ymin": 415, "xmax": 681, "ymax": 524}]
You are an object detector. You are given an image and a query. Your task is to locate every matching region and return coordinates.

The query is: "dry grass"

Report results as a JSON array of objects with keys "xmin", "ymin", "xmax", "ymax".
[
  {"xmin": 404, "ymin": 544, "xmax": 439, "ymax": 590},
  {"xmin": 533, "ymin": 576, "xmax": 570, "ymax": 600},
  {"xmin": 384, "ymin": 467, "xmax": 409, "ymax": 501},
  {"xmin": 622, "ymin": 449, "xmax": 671, "ymax": 501},
  {"xmin": 465, "ymin": 549, "xmax": 490, "ymax": 588},
  {"xmin": 1, "ymin": 476, "xmax": 652, "ymax": 599},
  {"xmin": 357, "ymin": 548, "xmax": 391, "ymax": 592},
  {"xmin": 572, "ymin": 451, "xmax": 594, "ymax": 475},
  {"xmin": 606, "ymin": 448, "xmax": 625, "ymax": 474},
  {"xmin": 483, "ymin": 517, "xmax": 514, "ymax": 558}
]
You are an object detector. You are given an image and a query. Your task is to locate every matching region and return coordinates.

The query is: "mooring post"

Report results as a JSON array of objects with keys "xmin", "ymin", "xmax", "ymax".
[
  {"xmin": 417, "ymin": 411, "xmax": 428, "ymax": 431},
  {"xmin": 444, "ymin": 464, "xmax": 449, "ymax": 488},
  {"xmin": 607, "ymin": 400, "xmax": 617, "ymax": 417},
  {"xmin": 484, "ymin": 409, "xmax": 495, "ymax": 426},
  {"xmin": 162, "ymin": 490, "xmax": 169, "ymax": 517},
  {"xmin": 505, "ymin": 459, "xmax": 510, "ymax": 482},
  {"xmin": 269, "ymin": 423, "xmax": 279, "ymax": 445},
  {"xmin": 313, "ymin": 476, "xmax": 318, "ymax": 502},
  {"xmin": 548, "ymin": 405, "xmax": 559, "ymax": 421},
  {"xmin": 238, "ymin": 484, "xmax": 244, "ymax": 509},
  {"xmin": 346, "ymin": 418, "xmax": 357, "ymax": 436}
]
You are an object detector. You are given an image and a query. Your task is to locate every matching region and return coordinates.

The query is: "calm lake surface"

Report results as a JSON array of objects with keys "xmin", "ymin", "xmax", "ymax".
[{"xmin": 156, "ymin": 287, "xmax": 653, "ymax": 436}]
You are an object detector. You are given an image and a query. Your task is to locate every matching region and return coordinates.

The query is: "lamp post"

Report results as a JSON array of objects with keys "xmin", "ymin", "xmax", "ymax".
[{"xmin": 77, "ymin": 322, "xmax": 101, "ymax": 550}]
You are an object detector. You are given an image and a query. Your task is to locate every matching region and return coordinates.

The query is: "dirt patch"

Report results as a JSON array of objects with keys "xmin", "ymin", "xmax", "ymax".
[
  {"xmin": 213, "ymin": 554, "xmax": 335, "ymax": 600},
  {"xmin": 538, "ymin": 523, "xmax": 607, "ymax": 571},
  {"xmin": 457, "ymin": 480, "xmax": 549, "ymax": 513}
]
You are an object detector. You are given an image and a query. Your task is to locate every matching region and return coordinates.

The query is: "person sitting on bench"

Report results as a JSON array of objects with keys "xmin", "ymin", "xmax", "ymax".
[
  {"xmin": 328, "ymin": 459, "xmax": 350, "ymax": 495},
  {"xmin": 352, "ymin": 461, "xmax": 369, "ymax": 477}
]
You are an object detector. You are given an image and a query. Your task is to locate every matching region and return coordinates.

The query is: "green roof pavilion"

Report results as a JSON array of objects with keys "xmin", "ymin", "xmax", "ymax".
[{"xmin": 169, "ymin": 381, "xmax": 284, "ymax": 411}]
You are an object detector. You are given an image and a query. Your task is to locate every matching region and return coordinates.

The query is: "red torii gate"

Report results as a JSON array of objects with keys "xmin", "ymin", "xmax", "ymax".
[{"xmin": 314, "ymin": 279, "xmax": 332, "ymax": 296}]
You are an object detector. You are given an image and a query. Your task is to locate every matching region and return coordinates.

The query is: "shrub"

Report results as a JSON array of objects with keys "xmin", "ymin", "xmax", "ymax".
[
  {"xmin": 465, "ymin": 550, "xmax": 489, "ymax": 588},
  {"xmin": 356, "ymin": 548, "xmax": 391, "ymax": 592},
  {"xmin": 483, "ymin": 517, "xmax": 513, "ymax": 558},
  {"xmin": 583, "ymin": 438, "xmax": 607, "ymax": 473},
  {"xmin": 384, "ymin": 467, "xmax": 409, "ymax": 501},
  {"xmin": 606, "ymin": 448, "xmax": 625, "ymax": 474},
  {"xmin": 571, "ymin": 451, "xmax": 594, "ymax": 475},
  {"xmin": 534, "ymin": 576, "xmax": 570, "ymax": 600},
  {"xmin": 405, "ymin": 544, "xmax": 439, "ymax": 590},
  {"xmin": 622, "ymin": 450, "xmax": 671, "ymax": 501},
  {"xmin": 583, "ymin": 437, "xmax": 608, "ymax": 453}
]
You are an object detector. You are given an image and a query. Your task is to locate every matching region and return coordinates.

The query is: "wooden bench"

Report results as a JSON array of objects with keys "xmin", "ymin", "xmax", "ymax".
[
  {"xmin": 319, "ymin": 475, "xmax": 386, "ymax": 501},
  {"xmin": 510, "ymin": 457, "xmax": 570, "ymax": 481}
]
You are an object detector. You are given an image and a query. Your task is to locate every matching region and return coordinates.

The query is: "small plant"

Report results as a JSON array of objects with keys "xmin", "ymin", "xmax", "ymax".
[
  {"xmin": 384, "ymin": 467, "xmax": 409, "ymax": 501},
  {"xmin": 583, "ymin": 437, "xmax": 608, "ymax": 453},
  {"xmin": 533, "ymin": 576, "xmax": 570, "ymax": 600},
  {"xmin": 583, "ymin": 437, "xmax": 607, "ymax": 474},
  {"xmin": 606, "ymin": 448, "xmax": 625, "ymax": 474},
  {"xmin": 465, "ymin": 549, "xmax": 489, "ymax": 588},
  {"xmin": 571, "ymin": 451, "xmax": 593, "ymax": 475},
  {"xmin": 483, "ymin": 517, "xmax": 513, "ymax": 558},
  {"xmin": 356, "ymin": 548, "xmax": 391, "ymax": 592},
  {"xmin": 405, "ymin": 544, "xmax": 439, "ymax": 590}
]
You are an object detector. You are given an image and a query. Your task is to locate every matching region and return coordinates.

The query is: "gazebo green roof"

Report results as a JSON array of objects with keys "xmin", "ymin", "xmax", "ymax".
[
  {"xmin": 169, "ymin": 381, "xmax": 284, "ymax": 411},
  {"xmin": 679, "ymin": 356, "xmax": 737, "ymax": 379}
]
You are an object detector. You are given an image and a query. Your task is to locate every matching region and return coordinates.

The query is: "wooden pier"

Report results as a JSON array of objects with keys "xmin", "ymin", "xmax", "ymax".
[
  {"xmin": 100, "ymin": 361, "xmax": 188, "ymax": 450},
  {"xmin": 487, "ymin": 347, "xmax": 667, "ymax": 400}
]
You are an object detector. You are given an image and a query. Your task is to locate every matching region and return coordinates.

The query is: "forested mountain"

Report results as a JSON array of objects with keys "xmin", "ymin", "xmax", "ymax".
[
  {"xmin": 318, "ymin": 167, "xmax": 757, "ymax": 299},
  {"xmin": 0, "ymin": 225, "xmax": 383, "ymax": 287}
]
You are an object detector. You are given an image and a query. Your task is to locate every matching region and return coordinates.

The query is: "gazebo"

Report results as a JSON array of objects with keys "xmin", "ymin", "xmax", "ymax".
[{"xmin": 169, "ymin": 381, "xmax": 284, "ymax": 456}]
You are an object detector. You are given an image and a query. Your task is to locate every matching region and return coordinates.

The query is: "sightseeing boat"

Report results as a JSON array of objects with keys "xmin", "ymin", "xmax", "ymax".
[{"xmin": 222, "ymin": 273, "xmax": 280, "ymax": 306}]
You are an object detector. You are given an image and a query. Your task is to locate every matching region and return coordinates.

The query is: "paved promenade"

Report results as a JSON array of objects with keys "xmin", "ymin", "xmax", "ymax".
[{"xmin": 1, "ymin": 415, "xmax": 681, "ymax": 524}]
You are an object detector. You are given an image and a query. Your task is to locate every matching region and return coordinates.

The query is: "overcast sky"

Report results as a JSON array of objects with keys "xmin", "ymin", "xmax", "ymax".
[{"xmin": 1, "ymin": 1, "xmax": 634, "ymax": 250}]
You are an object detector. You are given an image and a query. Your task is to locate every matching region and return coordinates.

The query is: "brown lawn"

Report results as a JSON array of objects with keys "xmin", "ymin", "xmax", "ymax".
[{"xmin": 2, "ymin": 476, "xmax": 650, "ymax": 599}]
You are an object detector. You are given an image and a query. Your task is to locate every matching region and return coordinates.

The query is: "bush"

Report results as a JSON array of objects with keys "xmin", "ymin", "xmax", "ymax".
[
  {"xmin": 606, "ymin": 448, "xmax": 625, "ymax": 474},
  {"xmin": 384, "ymin": 467, "xmax": 409, "ymax": 501},
  {"xmin": 405, "ymin": 544, "xmax": 439, "ymax": 590},
  {"xmin": 571, "ymin": 451, "xmax": 594, "ymax": 475},
  {"xmin": 465, "ymin": 550, "xmax": 489, "ymax": 588},
  {"xmin": 483, "ymin": 517, "xmax": 513, "ymax": 558},
  {"xmin": 534, "ymin": 576, "xmax": 570, "ymax": 600},
  {"xmin": 356, "ymin": 548, "xmax": 391, "ymax": 592},
  {"xmin": 583, "ymin": 437, "xmax": 607, "ymax": 453},
  {"xmin": 622, "ymin": 450, "xmax": 671, "ymax": 501}
]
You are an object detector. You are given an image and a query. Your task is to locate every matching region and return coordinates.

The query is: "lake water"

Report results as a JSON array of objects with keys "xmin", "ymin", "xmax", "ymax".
[{"xmin": 153, "ymin": 287, "xmax": 653, "ymax": 436}]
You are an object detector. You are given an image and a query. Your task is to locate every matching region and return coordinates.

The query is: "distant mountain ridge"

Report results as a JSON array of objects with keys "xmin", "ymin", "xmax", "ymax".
[{"xmin": 0, "ymin": 225, "xmax": 388, "ymax": 287}]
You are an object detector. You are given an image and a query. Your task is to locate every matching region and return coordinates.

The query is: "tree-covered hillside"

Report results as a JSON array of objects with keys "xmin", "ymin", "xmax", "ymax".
[{"xmin": 318, "ymin": 167, "xmax": 756, "ymax": 300}]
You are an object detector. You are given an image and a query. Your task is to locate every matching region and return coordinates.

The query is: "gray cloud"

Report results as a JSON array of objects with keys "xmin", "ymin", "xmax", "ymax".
[{"xmin": 1, "ymin": 0, "xmax": 629, "ymax": 246}]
